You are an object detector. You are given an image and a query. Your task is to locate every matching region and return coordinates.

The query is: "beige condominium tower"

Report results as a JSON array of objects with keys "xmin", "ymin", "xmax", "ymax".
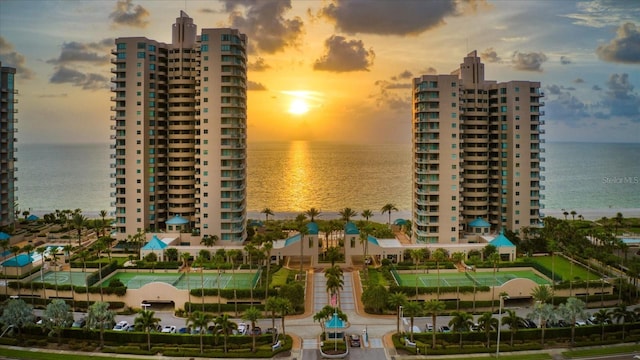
[
  {"xmin": 0, "ymin": 62, "xmax": 18, "ymax": 228},
  {"xmin": 110, "ymin": 11, "xmax": 247, "ymax": 242},
  {"xmin": 412, "ymin": 51, "xmax": 544, "ymax": 243}
]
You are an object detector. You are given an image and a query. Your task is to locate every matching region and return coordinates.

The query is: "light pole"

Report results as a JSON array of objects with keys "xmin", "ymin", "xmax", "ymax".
[
  {"xmin": 496, "ymin": 295, "xmax": 509, "ymax": 358},
  {"xmin": 399, "ymin": 305, "xmax": 404, "ymax": 334}
]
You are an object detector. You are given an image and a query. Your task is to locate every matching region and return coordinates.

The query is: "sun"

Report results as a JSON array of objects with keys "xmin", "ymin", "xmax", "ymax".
[{"xmin": 288, "ymin": 98, "xmax": 310, "ymax": 115}]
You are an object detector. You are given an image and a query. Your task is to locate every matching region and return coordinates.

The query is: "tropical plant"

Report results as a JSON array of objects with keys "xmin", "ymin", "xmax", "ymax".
[
  {"xmin": 449, "ymin": 310, "xmax": 474, "ymax": 348},
  {"xmin": 265, "ymin": 296, "xmax": 283, "ymax": 343},
  {"xmin": 339, "ymin": 207, "xmax": 357, "ymax": 223},
  {"xmin": 477, "ymin": 312, "xmax": 498, "ymax": 348},
  {"xmin": 488, "ymin": 252, "xmax": 500, "ymax": 311},
  {"xmin": 86, "ymin": 301, "xmax": 115, "ymax": 348},
  {"xmin": 305, "ymin": 207, "xmax": 321, "ymax": 222},
  {"xmin": 242, "ymin": 307, "xmax": 261, "ymax": 352},
  {"xmin": 134, "ymin": 310, "xmax": 161, "ymax": 351},
  {"xmin": 263, "ymin": 240, "xmax": 273, "ymax": 300},
  {"xmin": 187, "ymin": 311, "xmax": 213, "ymax": 353},
  {"xmin": 558, "ymin": 297, "xmax": 588, "ymax": 346},
  {"xmin": 612, "ymin": 304, "xmax": 635, "ymax": 341},
  {"xmin": 593, "ymin": 308, "xmax": 611, "ymax": 341},
  {"xmin": 502, "ymin": 309, "xmax": 526, "ymax": 347},
  {"xmin": 261, "ymin": 207, "xmax": 274, "ymax": 222},
  {"xmin": 387, "ymin": 292, "xmax": 407, "ymax": 334},
  {"xmin": 531, "ymin": 284, "xmax": 553, "ymax": 304},
  {"xmin": 213, "ymin": 313, "xmax": 238, "ymax": 353},
  {"xmin": 99, "ymin": 209, "xmax": 108, "ymax": 237},
  {"xmin": 43, "ymin": 299, "xmax": 73, "ymax": 345},
  {"xmin": 381, "ymin": 203, "xmax": 398, "ymax": 225},
  {"xmin": 423, "ymin": 299, "xmax": 445, "ymax": 350},
  {"xmin": 432, "ymin": 248, "xmax": 447, "ymax": 300},
  {"xmin": 72, "ymin": 212, "xmax": 87, "ymax": 246},
  {"xmin": 360, "ymin": 209, "xmax": 373, "ymax": 221},
  {"xmin": 361, "ymin": 284, "xmax": 388, "ymax": 314},
  {"xmin": 0, "ymin": 299, "xmax": 33, "ymax": 337},
  {"xmin": 402, "ymin": 301, "xmax": 423, "ymax": 342},
  {"xmin": 527, "ymin": 302, "xmax": 557, "ymax": 346}
]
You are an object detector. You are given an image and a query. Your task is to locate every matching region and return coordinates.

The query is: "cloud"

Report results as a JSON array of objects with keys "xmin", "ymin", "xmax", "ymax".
[
  {"xmin": 574, "ymin": 78, "xmax": 585, "ymax": 84},
  {"xmin": 248, "ymin": 57, "xmax": 271, "ymax": 71},
  {"xmin": 313, "ymin": 35, "xmax": 375, "ymax": 72},
  {"xmin": 47, "ymin": 39, "xmax": 112, "ymax": 65},
  {"xmin": 0, "ymin": 37, "xmax": 35, "ymax": 79},
  {"xmin": 481, "ymin": 48, "xmax": 501, "ymax": 63},
  {"xmin": 391, "ymin": 70, "xmax": 413, "ymax": 81},
  {"xmin": 49, "ymin": 66, "xmax": 109, "ymax": 90},
  {"xmin": 601, "ymin": 73, "xmax": 640, "ymax": 119},
  {"xmin": 247, "ymin": 81, "xmax": 267, "ymax": 91},
  {"xmin": 562, "ymin": 0, "xmax": 640, "ymax": 28},
  {"xmin": 222, "ymin": 0, "xmax": 304, "ymax": 54},
  {"xmin": 596, "ymin": 22, "xmax": 640, "ymax": 64},
  {"xmin": 419, "ymin": 67, "xmax": 438, "ymax": 75},
  {"xmin": 511, "ymin": 51, "xmax": 547, "ymax": 72},
  {"xmin": 372, "ymin": 80, "xmax": 411, "ymax": 110},
  {"xmin": 109, "ymin": 0, "xmax": 150, "ymax": 28},
  {"xmin": 544, "ymin": 86, "xmax": 590, "ymax": 127},
  {"xmin": 38, "ymin": 94, "xmax": 68, "ymax": 98},
  {"xmin": 560, "ymin": 56, "xmax": 572, "ymax": 65},
  {"xmin": 318, "ymin": 0, "xmax": 457, "ymax": 36}
]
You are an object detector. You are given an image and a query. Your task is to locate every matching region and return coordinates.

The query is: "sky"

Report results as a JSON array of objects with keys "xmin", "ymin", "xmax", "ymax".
[{"xmin": 0, "ymin": 0, "xmax": 639, "ymax": 145}]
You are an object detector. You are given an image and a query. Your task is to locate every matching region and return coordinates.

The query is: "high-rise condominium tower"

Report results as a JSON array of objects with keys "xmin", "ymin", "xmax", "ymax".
[
  {"xmin": 0, "ymin": 62, "xmax": 17, "ymax": 228},
  {"xmin": 110, "ymin": 11, "xmax": 247, "ymax": 242},
  {"xmin": 412, "ymin": 51, "xmax": 544, "ymax": 243}
]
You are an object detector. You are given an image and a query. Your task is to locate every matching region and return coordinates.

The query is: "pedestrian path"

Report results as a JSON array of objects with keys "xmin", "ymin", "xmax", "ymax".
[
  {"xmin": 339, "ymin": 272, "xmax": 355, "ymax": 311},
  {"xmin": 302, "ymin": 338, "xmax": 319, "ymax": 349}
]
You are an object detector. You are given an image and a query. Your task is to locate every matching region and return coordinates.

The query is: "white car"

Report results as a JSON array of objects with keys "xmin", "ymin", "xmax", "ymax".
[
  {"xmin": 113, "ymin": 321, "xmax": 129, "ymax": 331},
  {"xmin": 161, "ymin": 325, "xmax": 177, "ymax": 333},
  {"xmin": 237, "ymin": 322, "xmax": 248, "ymax": 335}
]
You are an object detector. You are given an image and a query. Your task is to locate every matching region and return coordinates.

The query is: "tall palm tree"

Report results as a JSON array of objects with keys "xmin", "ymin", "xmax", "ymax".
[
  {"xmin": 99, "ymin": 210, "xmax": 108, "ymax": 237},
  {"xmin": 62, "ymin": 244, "xmax": 75, "ymax": 309},
  {"xmin": 531, "ymin": 284, "xmax": 552, "ymax": 304},
  {"xmin": 187, "ymin": 311, "xmax": 213, "ymax": 353},
  {"xmin": 36, "ymin": 246, "xmax": 47, "ymax": 299},
  {"xmin": 227, "ymin": 249, "xmax": 242, "ymax": 315},
  {"xmin": 134, "ymin": 309, "xmax": 160, "ymax": 351},
  {"xmin": 403, "ymin": 301, "xmax": 423, "ymax": 342},
  {"xmin": 72, "ymin": 212, "xmax": 87, "ymax": 247},
  {"xmin": 432, "ymin": 248, "xmax": 447, "ymax": 300},
  {"xmin": 612, "ymin": 304, "xmax": 634, "ymax": 341},
  {"xmin": 242, "ymin": 306, "xmax": 261, "ymax": 352},
  {"xmin": 423, "ymin": 299, "xmax": 445, "ymax": 350},
  {"xmin": 502, "ymin": 309, "xmax": 526, "ymax": 347},
  {"xmin": 265, "ymin": 296, "xmax": 281, "ymax": 343},
  {"xmin": 305, "ymin": 207, "xmax": 321, "ymax": 222},
  {"xmin": 477, "ymin": 312, "xmax": 498, "ymax": 348},
  {"xmin": 92, "ymin": 239, "xmax": 106, "ymax": 301},
  {"xmin": 298, "ymin": 224, "xmax": 309, "ymax": 276},
  {"xmin": 449, "ymin": 310, "xmax": 473, "ymax": 348},
  {"xmin": 339, "ymin": 207, "xmax": 357, "ymax": 223},
  {"xmin": 0, "ymin": 239, "xmax": 9, "ymax": 297},
  {"xmin": 593, "ymin": 308, "xmax": 611, "ymax": 341},
  {"xmin": 10, "ymin": 245, "xmax": 22, "ymax": 294},
  {"xmin": 387, "ymin": 292, "xmax": 407, "ymax": 334},
  {"xmin": 381, "ymin": 203, "xmax": 398, "ymax": 225},
  {"xmin": 179, "ymin": 252, "xmax": 192, "ymax": 315},
  {"xmin": 558, "ymin": 297, "xmax": 587, "ymax": 346},
  {"xmin": 196, "ymin": 253, "xmax": 207, "ymax": 310},
  {"xmin": 489, "ymin": 252, "xmax": 500, "ymax": 311},
  {"xmin": 360, "ymin": 209, "xmax": 373, "ymax": 222},
  {"xmin": 86, "ymin": 301, "xmax": 115, "ymax": 348},
  {"xmin": 528, "ymin": 302, "xmax": 557, "ymax": 346},
  {"xmin": 274, "ymin": 297, "xmax": 292, "ymax": 336},
  {"xmin": 263, "ymin": 240, "xmax": 273, "ymax": 300},
  {"xmin": 214, "ymin": 313, "xmax": 238, "ymax": 353},
  {"xmin": 261, "ymin": 207, "xmax": 274, "ymax": 222}
]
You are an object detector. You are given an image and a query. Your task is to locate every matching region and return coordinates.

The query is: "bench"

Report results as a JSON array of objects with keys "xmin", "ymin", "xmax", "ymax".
[{"xmin": 272, "ymin": 340, "xmax": 282, "ymax": 351}]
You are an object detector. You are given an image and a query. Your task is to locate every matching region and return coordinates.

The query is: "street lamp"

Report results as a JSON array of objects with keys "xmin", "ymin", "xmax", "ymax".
[{"xmin": 496, "ymin": 295, "xmax": 509, "ymax": 358}]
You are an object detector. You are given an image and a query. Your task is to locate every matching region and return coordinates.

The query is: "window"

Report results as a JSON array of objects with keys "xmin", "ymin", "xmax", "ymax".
[
  {"xmin": 117, "ymin": 43, "xmax": 126, "ymax": 50},
  {"xmin": 201, "ymin": 34, "xmax": 209, "ymax": 41},
  {"xmin": 201, "ymin": 44, "xmax": 209, "ymax": 52},
  {"xmin": 137, "ymin": 52, "xmax": 145, "ymax": 58}
]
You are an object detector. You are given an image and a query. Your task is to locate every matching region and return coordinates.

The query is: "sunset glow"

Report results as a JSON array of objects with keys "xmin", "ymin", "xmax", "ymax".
[{"xmin": 288, "ymin": 98, "xmax": 310, "ymax": 115}]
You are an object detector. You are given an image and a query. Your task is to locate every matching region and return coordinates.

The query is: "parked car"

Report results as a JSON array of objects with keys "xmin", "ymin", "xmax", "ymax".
[
  {"xmin": 575, "ymin": 320, "xmax": 587, "ymax": 327},
  {"xmin": 113, "ymin": 321, "xmax": 129, "ymax": 331},
  {"xmin": 349, "ymin": 334, "xmax": 361, "ymax": 347},
  {"xmin": 72, "ymin": 317, "xmax": 86, "ymax": 328},
  {"xmin": 439, "ymin": 325, "xmax": 451, "ymax": 333},
  {"xmin": 237, "ymin": 322, "xmax": 248, "ymax": 335},
  {"xmin": 250, "ymin": 326, "xmax": 262, "ymax": 335},
  {"xmin": 178, "ymin": 327, "xmax": 189, "ymax": 334},
  {"xmin": 265, "ymin": 327, "xmax": 278, "ymax": 336},
  {"xmin": 161, "ymin": 325, "xmax": 177, "ymax": 333},
  {"xmin": 470, "ymin": 323, "xmax": 479, "ymax": 332},
  {"xmin": 425, "ymin": 324, "xmax": 434, "ymax": 332}
]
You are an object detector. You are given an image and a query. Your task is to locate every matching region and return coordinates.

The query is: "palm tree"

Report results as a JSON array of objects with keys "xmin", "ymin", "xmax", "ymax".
[
  {"xmin": 274, "ymin": 297, "xmax": 292, "ymax": 336},
  {"xmin": 477, "ymin": 312, "xmax": 498, "ymax": 348},
  {"xmin": 72, "ymin": 212, "xmax": 87, "ymax": 246},
  {"xmin": 99, "ymin": 210, "xmax": 108, "ymax": 237},
  {"xmin": 180, "ymin": 252, "xmax": 193, "ymax": 315},
  {"xmin": 227, "ymin": 249, "xmax": 242, "ymax": 315},
  {"xmin": 242, "ymin": 306, "xmax": 261, "ymax": 352},
  {"xmin": 449, "ymin": 311, "xmax": 473, "ymax": 348},
  {"xmin": 558, "ymin": 297, "xmax": 587, "ymax": 346},
  {"xmin": 86, "ymin": 301, "xmax": 115, "ymax": 348},
  {"xmin": 187, "ymin": 311, "xmax": 213, "ymax": 353},
  {"xmin": 214, "ymin": 313, "xmax": 238, "ymax": 353},
  {"xmin": 432, "ymin": 248, "xmax": 447, "ymax": 300},
  {"xmin": 298, "ymin": 224, "xmax": 309, "ymax": 275},
  {"xmin": 261, "ymin": 207, "xmax": 274, "ymax": 222},
  {"xmin": 339, "ymin": 207, "xmax": 357, "ymax": 223},
  {"xmin": 263, "ymin": 240, "xmax": 273, "ymax": 300},
  {"xmin": 62, "ymin": 244, "xmax": 75, "ymax": 309},
  {"xmin": 387, "ymin": 292, "xmax": 407, "ymax": 334},
  {"xmin": 305, "ymin": 207, "xmax": 321, "ymax": 222},
  {"xmin": 92, "ymin": 239, "xmax": 106, "ymax": 301},
  {"xmin": 593, "ymin": 308, "xmax": 611, "ymax": 341},
  {"xmin": 36, "ymin": 246, "xmax": 47, "ymax": 298},
  {"xmin": 502, "ymin": 309, "xmax": 526, "ymax": 347},
  {"xmin": 612, "ymin": 304, "xmax": 634, "ymax": 341},
  {"xmin": 265, "ymin": 296, "xmax": 282, "ymax": 343},
  {"xmin": 403, "ymin": 301, "xmax": 423, "ymax": 342},
  {"xmin": 196, "ymin": 253, "xmax": 207, "ymax": 310},
  {"xmin": 134, "ymin": 309, "xmax": 160, "ymax": 351},
  {"xmin": 527, "ymin": 302, "xmax": 557, "ymax": 346},
  {"xmin": 10, "ymin": 245, "xmax": 22, "ymax": 294},
  {"xmin": 423, "ymin": 299, "xmax": 445, "ymax": 350},
  {"xmin": 381, "ymin": 203, "xmax": 398, "ymax": 225},
  {"xmin": 0, "ymin": 239, "xmax": 9, "ymax": 297},
  {"xmin": 488, "ymin": 252, "xmax": 500, "ymax": 311},
  {"xmin": 531, "ymin": 284, "xmax": 552, "ymax": 304}
]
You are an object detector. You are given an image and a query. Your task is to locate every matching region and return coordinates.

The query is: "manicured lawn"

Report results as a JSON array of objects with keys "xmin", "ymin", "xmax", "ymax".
[
  {"xmin": 434, "ymin": 354, "xmax": 552, "ymax": 360},
  {"xmin": 270, "ymin": 267, "xmax": 290, "ymax": 287},
  {"xmin": 0, "ymin": 348, "xmax": 141, "ymax": 360},
  {"xmin": 563, "ymin": 344, "xmax": 640, "ymax": 357},
  {"xmin": 530, "ymin": 256, "xmax": 600, "ymax": 281}
]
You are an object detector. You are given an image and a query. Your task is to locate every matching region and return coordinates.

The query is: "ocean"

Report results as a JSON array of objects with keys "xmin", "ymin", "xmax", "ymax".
[{"xmin": 14, "ymin": 141, "xmax": 640, "ymax": 220}]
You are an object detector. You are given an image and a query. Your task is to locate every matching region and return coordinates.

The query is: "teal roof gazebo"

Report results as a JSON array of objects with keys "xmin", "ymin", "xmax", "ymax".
[
  {"xmin": 469, "ymin": 217, "xmax": 491, "ymax": 234},
  {"xmin": 166, "ymin": 215, "xmax": 189, "ymax": 232}
]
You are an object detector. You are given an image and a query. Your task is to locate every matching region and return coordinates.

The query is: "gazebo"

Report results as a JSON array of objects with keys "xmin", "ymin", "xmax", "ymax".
[
  {"xmin": 325, "ymin": 313, "xmax": 347, "ymax": 340},
  {"xmin": 140, "ymin": 235, "xmax": 169, "ymax": 261},
  {"xmin": 468, "ymin": 217, "xmax": 491, "ymax": 235},
  {"xmin": 489, "ymin": 230, "xmax": 516, "ymax": 261}
]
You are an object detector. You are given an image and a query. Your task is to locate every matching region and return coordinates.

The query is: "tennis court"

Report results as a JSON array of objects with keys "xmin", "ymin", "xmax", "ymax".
[
  {"xmin": 30, "ymin": 271, "xmax": 92, "ymax": 287},
  {"xmin": 104, "ymin": 270, "xmax": 261, "ymax": 290},
  {"xmin": 391, "ymin": 269, "xmax": 551, "ymax": 288}
]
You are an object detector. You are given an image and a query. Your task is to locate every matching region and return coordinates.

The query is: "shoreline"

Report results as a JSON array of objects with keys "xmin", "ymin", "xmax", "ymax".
[{"xmin": 26, "ymin": 208, "xmax": 640, "ymax": 223}]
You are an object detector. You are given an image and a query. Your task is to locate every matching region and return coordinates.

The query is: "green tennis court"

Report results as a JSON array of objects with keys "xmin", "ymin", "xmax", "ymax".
[
  {"xmin": 30, "ymin": 271, "xmax": 92, "ymax": 287},
  {"xmin": 103, "ymin": 270, "xmax": 261, "ymax": 290},
  {"xmin": 392, "ymin": 269, "xmax": 551, "ymax": 287}
]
